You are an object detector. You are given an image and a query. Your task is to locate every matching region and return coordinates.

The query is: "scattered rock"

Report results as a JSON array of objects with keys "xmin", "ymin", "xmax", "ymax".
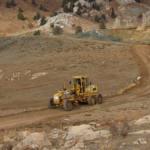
[
  {"xmin": 12, "ymin": 133, "xmax": 52, "ymax": 150},
  {"xmin": 89, "ymin": 122, "xmax": 96, "ymax": 126},
  {"xmin": 42, "ymin": 147, "xmax": 50, "ymax": 150},
  {"xmin": 3, "ymin": 144, "xmax": 13, "ymax": 150},
  {"xmin": 31, "ymin": 72, "xmax": 47, "ymax": 80},
  {"xmin": 3, "ymin": 136, "xmax": 15, "ymax": 143},
  {"xmin": 75, "ymin": 140, "xmax": 84, "ymax": 148}
]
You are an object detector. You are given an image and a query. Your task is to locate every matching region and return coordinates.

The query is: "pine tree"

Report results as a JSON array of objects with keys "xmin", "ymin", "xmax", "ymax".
[
  {"xmin": 19, "ymin": 7, "xmax": 23, "ymax": 12},
  {"xmin": 99, "ymin": 20, "xmax": 106, "ymax": 29},
  {"xmin": 95, "ymin": 15, "xmax": 100, "ymax": 22},
  {"xmin": 76, "ymin": 8, "xmax": 81, "ymax": 15},
  {"xmin": 77, "ymin": 2, "xmax": 82, "ymax": 9},
  {"xmin": 40, "ymin": 16, "xmax": 47, "ymax": 26},
  {"xmin": 64, "ymin": 5, "xmax": 68, "ymax": 13},
  {"xmin": 18, "ymin": 13, "xmax": 25, "ymax": 20},
  {"xmin": 10, "ymin": 0, "xmax": 16, "ymax": 6},
  {"xmin": 32, "ymin": 0, "xmax": 36, "ymax": 6}
]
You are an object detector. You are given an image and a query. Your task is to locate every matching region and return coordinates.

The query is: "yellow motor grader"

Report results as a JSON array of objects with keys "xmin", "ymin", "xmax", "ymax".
[{"xmin": 47, "ymin": 76, "xmax": 102, "ymax": 111}]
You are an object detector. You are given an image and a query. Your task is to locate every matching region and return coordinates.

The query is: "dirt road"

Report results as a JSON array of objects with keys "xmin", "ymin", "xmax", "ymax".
[{"xmin": 0, "ymin": 36, "xmax": 149, "ymax": 130}]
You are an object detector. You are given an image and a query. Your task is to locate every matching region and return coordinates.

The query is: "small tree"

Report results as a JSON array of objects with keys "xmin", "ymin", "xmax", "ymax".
[
  {"xmin": 50, "ymin": 23, "xmax": 54, "ymax": 28},
  {"xmin": 64, "ymin": 5, "xmax": 68, "ymax": 13},
  {"xmin": 32, "ymin": 0, "xmax": 36, "ymax": 6},
  {"xmin": 76, "ymin": 26, "xmax": 82, "ymax": 33},
  {"xmin": 138, "ymin": 13, "xmax": 142, "ymax": 18},
  {"xmin": 6, "ymin": 0, "xmax": 11, "ymax": 8},
  {"xmin": 18, "ymin": 13, "xmax": 25, "ymax": 20},
  {"xmin": 53, "ymin": 10, "xmax": 58, "ymax": 16},
  {"xmin": 53, "ymin": 26, "xmax": 63, "ymax": 35},
  {"xmin": 40, "ymin": 16, "xmax": 47, "ymax": 26},
  {"xmin": 33, "ymin": 12, "xmax": 40, "ymax": 20},
  {"xmin": 95, "ymin": 15, "xmax": 100, "ymax": 22},
  {"xmin": 69, "ymin": 5, "xmax": 73, "ymax": 12},
  {"xmin": 10, "ymin": 0, "xmax": 16, "ymax": 6},
  {"xmin": 99, "ymin": 20, "xmax": 106, "ymax": 29},
  {"xmin": 76, "ymin": 8, "xmax": 81, "ymax": 15},
  {"xmin": 33, "ymin": 30, "xmax": 41, "ymax": 36},
  {"xmin": 111, "ymin": 8, "xmax": 116, "ymax": 18},
  {"xmin": 19, "ymin": 7, "xmax": 23, "ymax": 12}
]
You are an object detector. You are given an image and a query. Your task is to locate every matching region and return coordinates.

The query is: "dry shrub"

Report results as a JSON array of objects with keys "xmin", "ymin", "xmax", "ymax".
[
  {"xmin": 110, "ymin": 119, "xmax": 129, "ymax": 138},
  {"xmin": 28, "ymin": 22, "xmax": 34, "ymax": 29}
]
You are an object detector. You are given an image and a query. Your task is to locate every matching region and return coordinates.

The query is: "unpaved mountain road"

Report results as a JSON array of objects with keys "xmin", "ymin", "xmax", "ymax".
[{"xmin": 0, "ymin": 36, "xmax": 149, "ymax": 130}]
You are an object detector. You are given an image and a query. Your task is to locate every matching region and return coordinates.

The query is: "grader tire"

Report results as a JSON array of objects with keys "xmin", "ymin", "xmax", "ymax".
[
  {"xmin": 47, "ymin": 98, "xmax": 56, "ymax": 109},
  {"xmin": 63, "ymin": 100, "xmax": 73, "ymax": 111},
  {"xmin": 88, "ymin": 95, "xmax": 96, "ymax": 106},
  {"xmin": 96, "ymin": 94, "xmax": 103, "ymax": 104}
]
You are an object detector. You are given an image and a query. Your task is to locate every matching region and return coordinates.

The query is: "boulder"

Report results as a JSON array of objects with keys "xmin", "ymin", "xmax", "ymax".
[
  {"xmin": 12, "ymin": 133, "xmax": 52, "ymax": 150},
  {"xmin": 74, "ymin": 0, "xmax": 91, "ymax": 8},
  {"xmin": 73, "ymin": 7, "xmax": 78, "ymax": 13},
  {"xmin": 66, "ymin": 125, "xmax": 111, "ymax": 141},
  {"xmin": 18, "ymin": 131, "xmax": 30, "ymax": 140},
  {"xmin": 133, "ymin": 138, "xmax": 147, "ymax": 145}
]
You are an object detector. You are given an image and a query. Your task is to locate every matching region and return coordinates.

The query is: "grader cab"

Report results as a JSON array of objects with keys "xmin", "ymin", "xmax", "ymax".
[{"xmin": 47, "ymin": 76, "xmax": 102, "ymax": 111}]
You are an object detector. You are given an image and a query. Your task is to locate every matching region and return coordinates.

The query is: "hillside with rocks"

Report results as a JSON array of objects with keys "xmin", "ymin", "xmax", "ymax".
[{"xmin": 1, "ymin": 0, "xmax": 150, "ymax": 35}]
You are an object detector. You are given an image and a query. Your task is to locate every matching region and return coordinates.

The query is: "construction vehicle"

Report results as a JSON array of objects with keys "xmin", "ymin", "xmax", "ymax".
[{"xmin": 47, "ymin": 76, "xmax": 102, "ymax": 111}]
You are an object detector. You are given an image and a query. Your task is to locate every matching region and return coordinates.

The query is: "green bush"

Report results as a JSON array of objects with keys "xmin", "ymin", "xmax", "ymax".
[
  {"xmin": 92, "ymin": 2, "xmax": 100, "ymax": 11},
  {"xmin": 18, "ymin": 13, "xmax": 25, "ymax": 20},
  {"xmin": 76, "ymin": 26, "xmax": 82, "ymax": 34},
  {"xmin": 50, "ymin": 23, "xmax": 54, "ymax": 28},
  {"xmin": 33, "ymin": 30, "xmax": 41, "ymax": 36},
  {"xmin": 53, "ymin": 26, "xmax": 62, "ymax": 35},
  {"xmin": 77, "ymin": 2, "xmax": 82, "ymax": 9},
  {"xmin": 39, "ymin": 4, "xmax": 43, "ymax": 10},
  {"xmin": 52, "ymin": 10, "xmax": 58, "ymax": 16},
  {"xmin": 138, "ymin": 13, "xmax": 142, "ymax": 18},
  {"xmin": 19, "ymin": 7, "xmax": 23, "ymax": 12},
  {"xmin": 40, "ymin": 16, "xmax": 47, "ymax": 26}
]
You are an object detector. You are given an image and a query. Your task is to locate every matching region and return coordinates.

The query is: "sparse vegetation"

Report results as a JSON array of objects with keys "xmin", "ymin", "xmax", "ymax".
[
  {"xmin": 53, "ymin": 26, "xmax": 63, "ymax": 35},
  {"xmin": 33, "ymin": 30, "xmax": 41, "ymax": 36},
  {"xmin": 40, "ymin": 16, "xmax": 47, "ymax": 26},
  {"xmin": 17, "ymin": 13, "xmax": 25, "ymax": 20},
  {"xmin": 76, "ymin": 26, "xmax": 82, "ymax": 34}
]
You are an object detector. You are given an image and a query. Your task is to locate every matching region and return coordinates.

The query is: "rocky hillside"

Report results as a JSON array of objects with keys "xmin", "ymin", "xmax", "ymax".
[{"xmin": 0, "ymin": 0, "xmax": 62, "ymax": 35}]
